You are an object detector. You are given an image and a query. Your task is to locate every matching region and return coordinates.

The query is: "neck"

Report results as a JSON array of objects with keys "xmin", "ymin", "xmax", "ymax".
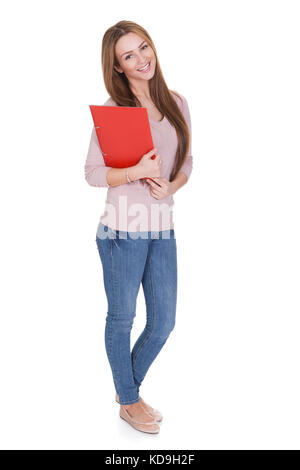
[{"xmin": 129, "ymin": 80, "xmax": 151, "ymax": 101}]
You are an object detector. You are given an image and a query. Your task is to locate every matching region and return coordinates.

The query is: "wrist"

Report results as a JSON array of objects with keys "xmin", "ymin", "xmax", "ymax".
[
  {"xmin": 128, "ymin": 164, "xmax": 144, "ymax": 181},
  {"xmin": 170, "ymin": 181, "xmax": 178, "ymax": 194}
]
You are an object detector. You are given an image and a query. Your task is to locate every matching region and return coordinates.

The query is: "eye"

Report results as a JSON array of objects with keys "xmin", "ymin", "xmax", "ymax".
[{"xmin": 125, "ymin": 44, "xmax": 148, "ymax": 60}]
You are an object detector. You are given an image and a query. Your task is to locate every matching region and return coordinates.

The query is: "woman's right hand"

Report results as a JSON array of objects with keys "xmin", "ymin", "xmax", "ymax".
[{"xmin": 136, "ymin": 148, "xmax": 162, "ymax": 178}]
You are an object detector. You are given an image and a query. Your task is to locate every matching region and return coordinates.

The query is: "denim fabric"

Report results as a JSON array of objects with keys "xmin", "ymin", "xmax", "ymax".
[{"xmin": 95, "ymin": 222, "xmax": 177, "ymax": 405}]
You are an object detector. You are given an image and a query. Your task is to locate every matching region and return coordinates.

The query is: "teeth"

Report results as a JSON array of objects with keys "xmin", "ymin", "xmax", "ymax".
[
  {"xmin": 138, "ymin": 62, "xmax": 150, "ymax": 71},
  {"xmin": 138, "ymin": 63, "xmax": 149, "ymax": 71}
]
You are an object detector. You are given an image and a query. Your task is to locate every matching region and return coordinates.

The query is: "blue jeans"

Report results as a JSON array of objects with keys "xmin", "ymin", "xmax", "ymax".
[{"xmin": 95, "ymin": 222, "xmax": 177, "ymax": 405}]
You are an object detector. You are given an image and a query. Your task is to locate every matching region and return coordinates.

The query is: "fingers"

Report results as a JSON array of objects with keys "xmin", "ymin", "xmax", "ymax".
[
  {"xmin": 147, "ymin": 177, "xmax": 162, "ymax": 187},
  {"xmin": 147, "ymin": 147, "xmax": 157, "ymax": 157},
  {"xmin": 149, "ymin": 148, "xmax": 162, "ymax": 163},
  {"xmin": 155, "ymin": 155, "xmax": 162, "ymax": 167},
  {"xmin": 150, "ymin": 188, "xmax": 160, "ymax": 198}
]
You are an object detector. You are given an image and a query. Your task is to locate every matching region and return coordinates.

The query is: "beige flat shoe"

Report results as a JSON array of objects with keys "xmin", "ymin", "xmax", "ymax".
[
  {"xmin": 115, "ymin": 393, "xmax": 163, "ymax": 422},
  {"xmin": 119, "ymin": 405, "xmax": 160, "ymax": 434}
]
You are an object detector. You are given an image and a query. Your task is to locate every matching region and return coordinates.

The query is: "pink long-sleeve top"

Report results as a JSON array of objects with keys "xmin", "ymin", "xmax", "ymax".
[{"xmin": 84, "ymin": 91, "xmax": 193, "ymax": 232}]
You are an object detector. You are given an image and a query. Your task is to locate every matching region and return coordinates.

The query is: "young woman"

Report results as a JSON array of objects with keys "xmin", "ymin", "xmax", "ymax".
[{"xmin": 85, "ymin": 20, "xmax": 193, "ymax": 434}]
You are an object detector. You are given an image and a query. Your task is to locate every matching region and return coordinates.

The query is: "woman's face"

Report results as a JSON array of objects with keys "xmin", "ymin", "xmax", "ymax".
[{"xmin": 114, "ymin": 32, "xmax": 156, "ymax": 83}]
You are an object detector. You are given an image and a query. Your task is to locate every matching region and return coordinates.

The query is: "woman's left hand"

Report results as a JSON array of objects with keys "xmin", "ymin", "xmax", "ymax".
[{"xmin": 146, "ymin": 177, "xmax": 175, "ymax": 199}]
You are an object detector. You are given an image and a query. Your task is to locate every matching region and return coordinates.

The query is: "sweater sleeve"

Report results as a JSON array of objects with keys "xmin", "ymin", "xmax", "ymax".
[
  {"xmin": 178, "ymin": 94, "xmax": 193, "ymax": 181},
  {"xmin": 85, "ymin": 97, "xmax": 117, "ymax": 188},
  {"xmin": 84, "ymin": 126, "xmax": 112, "ymax": 188}
]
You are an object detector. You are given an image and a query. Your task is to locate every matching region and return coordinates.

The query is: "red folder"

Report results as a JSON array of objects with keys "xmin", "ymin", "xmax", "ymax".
[{"xmin": 89, "ymin": 105, "xmax": 158, "ymax": 183}]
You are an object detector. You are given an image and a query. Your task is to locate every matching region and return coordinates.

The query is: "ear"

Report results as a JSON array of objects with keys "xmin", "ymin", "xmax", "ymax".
[{"xmin": 114, "ymin": 64, "xmax": 123, "ymax": 74}]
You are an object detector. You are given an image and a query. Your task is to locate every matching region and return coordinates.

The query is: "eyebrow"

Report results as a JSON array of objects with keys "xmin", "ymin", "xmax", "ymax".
[{"xmin": 121, "ymin": 40, "xmax": 146, "ymax": 57}]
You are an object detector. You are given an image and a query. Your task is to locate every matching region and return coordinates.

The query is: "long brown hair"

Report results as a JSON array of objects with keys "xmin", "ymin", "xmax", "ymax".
[{"xmin": 101, "ymin": 20, "xmax": 190, "ymax": 182}]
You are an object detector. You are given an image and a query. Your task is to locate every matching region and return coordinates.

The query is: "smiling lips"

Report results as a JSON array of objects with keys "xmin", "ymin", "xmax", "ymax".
[{"xmin": 137, "ymin": 61, "xmax": 150, "ymax": 72}]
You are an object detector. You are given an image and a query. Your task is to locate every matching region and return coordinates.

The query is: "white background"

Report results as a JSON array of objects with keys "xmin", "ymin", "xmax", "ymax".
[{"xmin": 0, "ymin": 0, "xmax": 299, "ymax": 450}]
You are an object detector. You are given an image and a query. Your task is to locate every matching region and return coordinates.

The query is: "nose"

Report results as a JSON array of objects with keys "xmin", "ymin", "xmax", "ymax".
[{"xmin": 137, "ymin": 52, "xmax": 148, "ymax": 66}]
